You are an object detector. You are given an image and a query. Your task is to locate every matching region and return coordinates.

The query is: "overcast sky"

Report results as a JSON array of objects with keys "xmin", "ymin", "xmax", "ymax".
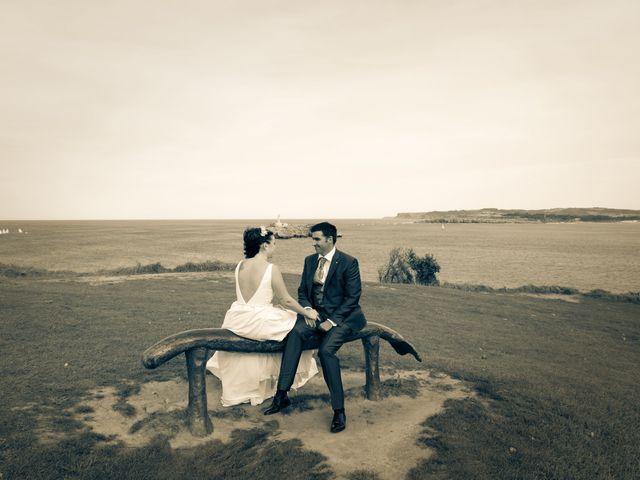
[{"xmin": 1, "ymin": 0, "xmax": 638, "ymax": 219}]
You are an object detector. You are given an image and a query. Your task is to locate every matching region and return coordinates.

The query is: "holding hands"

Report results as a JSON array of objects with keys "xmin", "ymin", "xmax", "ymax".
[
  {"xmin": 302, "ymin": 309, "xmax": 334, "ymax": 331},
  {"xmin": 316, "ymin": 320, "xmax": 333, "ymax": 332},
  {"xmin": 303, "ymin": 308, "xmax": 319, "ymax": 327}
]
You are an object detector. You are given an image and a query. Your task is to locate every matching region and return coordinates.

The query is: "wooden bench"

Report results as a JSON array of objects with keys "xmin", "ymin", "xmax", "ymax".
[{"xmin": 141, "ymin": 322, "xmax": 422, "ymax": 436}]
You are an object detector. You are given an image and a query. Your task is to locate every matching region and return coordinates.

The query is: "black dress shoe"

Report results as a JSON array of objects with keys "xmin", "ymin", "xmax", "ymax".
[
  {"xmin": 330, "ymin": 410, "xmax": 346, "ymax": 433},
  {"xmin": 263, "ymin": 394, "xmax": 291, "ymax": 415}
]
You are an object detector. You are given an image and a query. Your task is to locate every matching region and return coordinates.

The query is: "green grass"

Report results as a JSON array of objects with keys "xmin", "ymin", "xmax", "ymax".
[
  {"xmin": 0, "ymin": 260, "xmax": 235, "ymax": 278},
  {"xmin": 4, "ymin": 425, "xmax": 332, "ymax": 480},
  {"xmin": 1, "ymin": 272, "xmax": 639, "ymax": 479},
  {"xmin": 440, "ymin": 281, "xmax": 580, "ymax": 295},
  {"xmin": 364, "ymin": 283, "xmax": 640, "ymax": 479},
  {"xmin": 440, "ymin": 281, "xmax": 640, "ymax": 304}
]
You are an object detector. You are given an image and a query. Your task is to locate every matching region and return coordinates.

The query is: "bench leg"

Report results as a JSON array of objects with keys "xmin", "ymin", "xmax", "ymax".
[
  {"xmin": 362, "ymin": 336, "xmax": 381, "ymax": 400},
  {"xmin": 185, "ymin": 348, "xmax": 213, "ymax": 436}
]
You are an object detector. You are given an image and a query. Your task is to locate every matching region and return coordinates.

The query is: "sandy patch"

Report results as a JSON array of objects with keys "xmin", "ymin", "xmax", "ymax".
[
  {"xmin": 74, "ymin": 369, "xmax": 471, "ymax": 479},
  {"xmin": 274, "ymin": 371, "xmax": 469, "ymax": 479},
  {"xmin": 520, "ymin": 293, "xmax": 582, "ymax": 303}
]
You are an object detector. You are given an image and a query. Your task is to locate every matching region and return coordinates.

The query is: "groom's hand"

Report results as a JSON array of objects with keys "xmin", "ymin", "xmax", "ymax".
[{"xmin": 317, "ymin": 320, "xmax": 334, "ymax": 332}]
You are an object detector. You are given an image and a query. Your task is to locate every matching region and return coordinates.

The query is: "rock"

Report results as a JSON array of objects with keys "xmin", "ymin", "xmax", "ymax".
[
  {"xmin": 268, "ymin": 223, "xmax": 312, "ymax": 239},
  {"xmin": 267, "ymin": 220, "xmax": 343, "ymax": 240}
]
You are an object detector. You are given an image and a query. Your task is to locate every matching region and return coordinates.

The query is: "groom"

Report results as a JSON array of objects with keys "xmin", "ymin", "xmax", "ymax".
[{"xmin": 264, "ymin": 222, "xmax": 367, "ymax": 433}]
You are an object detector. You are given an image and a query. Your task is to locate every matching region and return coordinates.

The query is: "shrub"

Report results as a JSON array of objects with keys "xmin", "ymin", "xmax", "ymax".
[
  {"xmin": 378, "ymin": 248, "xmax": 415, "ymax": 284},
  {"xmin": 408, "ymin": 249, "xmax": 441, "ymax": 285},
  {"xmin": 584, "ymin": 289, "xmax": 640, "ymax": 304},
  {"xmin": 0, "ymin": 263, "xmax": 74, "ymax": 277},
  {"xmin": 173, "ymin": 260, "xmax": 235, "ymax": 272},
  {"xmin": 106, "ymin": 262, "xmax": 169, "ymax": 275},
  {"xmin": 378, "ymin": 247, "xmax": 440, "ymax": 285},
  {"xmin": 0, "ymin": 263, "xmax": 48, "ymax": 277}
]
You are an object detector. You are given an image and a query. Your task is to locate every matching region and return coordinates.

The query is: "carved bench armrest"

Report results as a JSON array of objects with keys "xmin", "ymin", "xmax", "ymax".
[
  {"xmin": 355, "ymin": 322, "xmax": 422, "ymax": 362},
  {"xmin": 142, "ymin": 328, "xmax": 283, "ymax": 369}
]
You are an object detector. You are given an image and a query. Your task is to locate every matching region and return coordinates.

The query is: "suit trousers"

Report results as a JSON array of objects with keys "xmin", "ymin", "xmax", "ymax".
[{"xmin": 277, "ymin": 315, "xmax": 352, "ymax": 410}]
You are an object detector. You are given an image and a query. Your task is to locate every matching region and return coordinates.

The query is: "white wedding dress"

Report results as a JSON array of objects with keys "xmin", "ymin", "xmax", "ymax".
[{"xmin": 207, "ymin": 262, "xmax": 318, "ymax": 406}]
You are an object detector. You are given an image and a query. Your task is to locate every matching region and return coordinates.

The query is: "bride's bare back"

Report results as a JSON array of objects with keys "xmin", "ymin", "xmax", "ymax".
[{"xmin": 237, "ymin": 258, "xmax": 270, "ymax": 302}]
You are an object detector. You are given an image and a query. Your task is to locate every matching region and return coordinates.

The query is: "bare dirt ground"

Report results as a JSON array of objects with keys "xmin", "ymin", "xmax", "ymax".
[
  {"xmin": 76, "ymin": 370, "xmax": 471, "ymax": 480},
  {"xmin": 519, "ymin": 293, "xmax": 581, "ymax": 303}
]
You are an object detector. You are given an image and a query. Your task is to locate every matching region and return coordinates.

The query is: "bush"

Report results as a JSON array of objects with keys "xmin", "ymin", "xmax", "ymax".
[
  {"xmin": 0, "ymin": 263, "xmax": 48, "ymax": 277},
  {"xmin": 0, "ymin": 263, "xmax": 74, "ymax": 277},
  {"xmin": 173, "ymin": 260, "xmax": 235, "ymax": 272},
  {"xmin": 106, "ymin": 262, "xmax": 169, "ymax": 275},
  {"xmin": 378, "ymin": 247, "xmax": 440, "ymax": 285}
]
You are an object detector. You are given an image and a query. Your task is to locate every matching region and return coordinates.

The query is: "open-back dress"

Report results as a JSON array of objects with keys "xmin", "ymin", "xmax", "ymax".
[{"xmin": 207, "ymin": 262, "xmax": 318, "ymax": 406}]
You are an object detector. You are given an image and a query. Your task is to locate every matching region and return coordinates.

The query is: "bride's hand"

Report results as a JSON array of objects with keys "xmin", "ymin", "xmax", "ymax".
[{"xmin": 304, "ymin": 308, "xmax": 319, "ymax": 324}]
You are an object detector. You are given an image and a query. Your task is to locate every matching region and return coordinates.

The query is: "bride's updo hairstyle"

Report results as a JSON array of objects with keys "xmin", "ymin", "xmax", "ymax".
[{"xmin": 243, "ymin": 227, "xmax": 274, "ymax": 258}]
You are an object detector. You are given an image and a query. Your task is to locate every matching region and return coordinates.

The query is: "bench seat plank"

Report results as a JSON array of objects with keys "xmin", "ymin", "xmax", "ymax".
[{"xmin": 142, "ymin": 322, "xmax": 421, "ymax": 369}]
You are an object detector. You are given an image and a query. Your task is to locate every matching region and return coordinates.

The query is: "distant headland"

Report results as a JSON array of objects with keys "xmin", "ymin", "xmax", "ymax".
[{"xmin": 395, "ymin": 208, "xmax": 640, "ymax": 223}]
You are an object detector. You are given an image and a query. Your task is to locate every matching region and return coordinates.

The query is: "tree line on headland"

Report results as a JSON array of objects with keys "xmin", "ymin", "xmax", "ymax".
[{"xmin": 396, "ymin": 207, "xmax": 640, "ymax": 223}]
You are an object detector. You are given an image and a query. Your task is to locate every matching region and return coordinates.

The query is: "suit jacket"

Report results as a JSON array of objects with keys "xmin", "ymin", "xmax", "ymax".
[{"xmin": 298, "ymin": 249, "xmax": 366, "ymax": 331}]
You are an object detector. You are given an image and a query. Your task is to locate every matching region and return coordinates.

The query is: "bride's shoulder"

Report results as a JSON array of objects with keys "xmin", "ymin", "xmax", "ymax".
[
  {"xmin": 237, "ymin": 258, "xmax": 260, "ymax": 273},
  {"xmin": 269, "ymin": 263, "xmax": 283, "ymax": 277}
]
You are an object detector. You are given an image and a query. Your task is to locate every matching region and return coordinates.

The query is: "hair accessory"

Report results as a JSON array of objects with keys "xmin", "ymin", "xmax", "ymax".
[{"xmin": 260, "ymin": 226, "xmax": 268, "ymax": 237}]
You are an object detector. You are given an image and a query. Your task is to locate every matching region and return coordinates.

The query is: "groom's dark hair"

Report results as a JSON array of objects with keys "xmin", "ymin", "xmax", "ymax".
[{"xmin": 310, "ymin": 222, "xmax": 337, "ymax": 244}]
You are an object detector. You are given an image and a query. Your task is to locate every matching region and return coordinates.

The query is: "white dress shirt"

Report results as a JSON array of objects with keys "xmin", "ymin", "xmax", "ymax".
[{"xmin": 317, "ymin": 246, "xmax": 336, "ymax": 284}]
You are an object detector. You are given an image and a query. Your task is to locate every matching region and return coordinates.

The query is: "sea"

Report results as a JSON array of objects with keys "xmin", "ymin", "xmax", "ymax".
[{"xmin": 0, "ymin": 219, "xmax": 638, "ymax": 293}]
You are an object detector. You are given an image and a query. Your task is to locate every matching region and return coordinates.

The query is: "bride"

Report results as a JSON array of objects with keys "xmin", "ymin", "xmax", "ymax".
[{"xmin": 207, "ymin": 226, "xmax": 319, "ymax": 406}]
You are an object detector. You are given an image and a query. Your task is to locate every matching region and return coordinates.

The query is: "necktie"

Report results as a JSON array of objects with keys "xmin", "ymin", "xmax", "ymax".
[{"xmin": 314, "ymin": 257, "xmax": 328, "ymax": 284}]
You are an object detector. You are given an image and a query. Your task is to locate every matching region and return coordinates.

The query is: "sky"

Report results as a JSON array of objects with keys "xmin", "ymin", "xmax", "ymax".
[{"xmin": 1, "ymin": 0, "xmax": 639, "ymax": 219}]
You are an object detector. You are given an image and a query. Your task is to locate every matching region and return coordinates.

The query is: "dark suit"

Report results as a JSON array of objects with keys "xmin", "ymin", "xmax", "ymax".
[{"xmin": 277, "ymin": 249, "xmax": 366, "ymax": 410}]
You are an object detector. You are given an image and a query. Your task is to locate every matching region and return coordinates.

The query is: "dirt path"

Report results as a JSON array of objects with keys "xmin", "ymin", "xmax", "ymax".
[{"xmin": 76, "ymin": 369, "xmax": 471, "ymax": 479}]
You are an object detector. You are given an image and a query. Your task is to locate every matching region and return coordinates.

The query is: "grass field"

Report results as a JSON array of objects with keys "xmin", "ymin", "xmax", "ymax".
[{"xmin": 1, "ymin": 270, "xmax": 639, "ymax": 479}]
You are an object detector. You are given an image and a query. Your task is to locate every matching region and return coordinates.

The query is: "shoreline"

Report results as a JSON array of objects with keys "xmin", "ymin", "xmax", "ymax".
[{"xmin": 1, "ymin": 221, "xmax": 637, "ymax": 294}]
